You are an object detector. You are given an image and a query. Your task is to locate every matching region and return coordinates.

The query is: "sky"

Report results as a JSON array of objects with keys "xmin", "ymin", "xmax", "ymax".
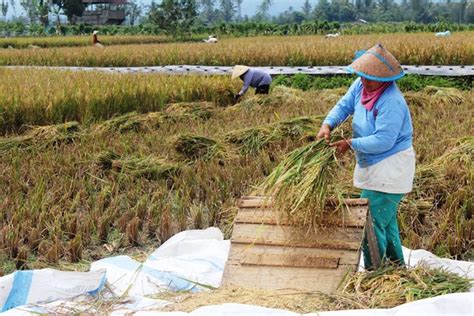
[{"xmin": 6, "ymin": 0, "xmax": 310, "ymax": 20}]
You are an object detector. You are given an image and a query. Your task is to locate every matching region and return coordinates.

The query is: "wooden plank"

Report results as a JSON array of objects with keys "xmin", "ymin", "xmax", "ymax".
[
  {"xmin": 222, "ymin": 264, "xmax": 354, "ymax": 293},
  {"xmin": 231, "ymin": 223, "xmax": 363, "ymax": 251},
  {"xmin": 227, "ymin": 243, "xmax": 359, "ymax": 266},
  {"xmin": 238, "ymin": 198, "xmax": 272, "ymax": 208},
  {"xmin": 235, "ymin": 207, "xmax": 367, "ymax": 228},
  {"xmin": 241, "ymin": 252, "xmax": 340, "ymax": 269}
]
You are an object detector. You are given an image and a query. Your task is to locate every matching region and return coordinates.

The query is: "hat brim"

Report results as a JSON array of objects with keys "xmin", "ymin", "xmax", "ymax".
[
  {"xmin": 232, "ymin": 67, "xmax": 250, "ymax": 80},
  {"xmin": 346, "ymin": 66, "xmax": 405, "ymax": 82}
]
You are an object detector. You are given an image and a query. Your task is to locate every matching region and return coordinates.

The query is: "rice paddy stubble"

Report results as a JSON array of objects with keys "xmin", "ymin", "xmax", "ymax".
[{"xmin": 0, "ymin": 81, "xmax": 472, "ymax": 274}]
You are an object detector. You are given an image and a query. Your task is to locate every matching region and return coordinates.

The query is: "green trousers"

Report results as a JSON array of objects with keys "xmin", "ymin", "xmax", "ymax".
[{"xmin": 362, "ymin": 189, "xmax": 405, "ymax": 270}]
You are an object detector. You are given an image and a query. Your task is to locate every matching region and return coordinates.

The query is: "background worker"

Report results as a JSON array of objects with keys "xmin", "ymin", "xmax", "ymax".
[
  {"xmin": 317, "ymin": 44, "xmax": 415, "ymax": 270},
  {"xmin": 92, "ymin": 30, "xmax": 103, "ymax": 47},
  {"xmin": 232, "ymin": 65, "xmax": 272, "ymax": 104}
]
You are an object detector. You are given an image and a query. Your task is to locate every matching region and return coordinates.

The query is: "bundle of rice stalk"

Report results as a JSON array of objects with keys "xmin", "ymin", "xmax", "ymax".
[
  {"xmin": 423, "ymin": 86, "xmax": 465, "ymax": 106},
  {"xmin": 340, "ymin": 265, "xmax": 472, "ymax": 309},
  {"xmin": 224, "ymin": 126, "xmax": 275, "ymax": 155},
  {"xmin": 403, "ymin": 91, "xmax": 430, "ymax": 108},
  {"xmin": 173, "ymin": 134, "xmax": 231, "ymax": 161},
  {"xmin": 94, "ymin": 112, "xmax": 163, "ymax": 134},
  {"xmin": 319, "ymin": 88, "xmax": 346, "ymax": 105},
  {"xmin": 165, "ymin": 102, "xmax": 214, "ymax": 121},
  {"xmin": 0, "ymin": 121, "xmax": 80, "ymax": 151},
  {"xmin": 413, "ymin": 137, "xmax": 473, "ymax": 194},
  {"xmin": 213, "ymin": 88, "xmax": 235, "ymax": 107},
  {"xmin": 259, "ymin": 138, "xmax": 339, "ymax": 227},
  {"xmin": 237, "ymin": 86, "xmax": 305, "ymax": 110},
  {"xmin": 431, "ymin": 136, "xmax": 473, "ymax": 170},
  {"xmin": 97, "ymin": 151, "xmax": 180, "ymax": 180},
  {"xmin": 273, "ymin": 116, "xmax": 324, "ymax": 140}
]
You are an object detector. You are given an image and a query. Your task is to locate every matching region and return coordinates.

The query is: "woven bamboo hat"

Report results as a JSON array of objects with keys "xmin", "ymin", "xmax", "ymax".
[
  {"xmin": 93, "ymin": 30, "xmax": 99, "ymax": 36},
  {"xmin": 347, "ymin": 44, "xmax": 404, "ymax": 82},
  {"xmin": 232, "ymin": 65, "xmax": 250, "ymax": 80}
]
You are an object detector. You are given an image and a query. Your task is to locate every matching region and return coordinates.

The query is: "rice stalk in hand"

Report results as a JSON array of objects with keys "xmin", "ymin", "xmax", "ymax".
[
  {"xmin": 340, "ymin": 265, "xmax": 472, "ymax": 309},
  {"xmin": 173, "ymin": 134, "xmax": 231, "ymax": 162},
  {"xmin": 97, "ymin": 151, "xmax": 181, "ymax": 180},
  {"xmin": 0, "ymin": 121, "xmax": 80, "ymax": 151},
  {"xmin": 213, "ymin": 88, "xmax": 235, "ymax": 107},
  {"xmin": 423, "ymin": 86, "xmax": 465, "ymax": 106},
  {"xmin": 260, "ymin": 138, "xmax": 338, "ymax": 227},
  {"xmin": 224, "ymin": 126, "xmax": 275, "ymax": 155}
]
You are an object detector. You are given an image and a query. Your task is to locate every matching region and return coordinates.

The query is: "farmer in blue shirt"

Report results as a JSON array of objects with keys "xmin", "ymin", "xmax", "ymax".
[
  {"xmin": 232, "ymin": 65, "xmax": 272, "ymax": 104},
  {"xmin": 318, "ymin": 44, "xmax": 415, "ymax": 270}
]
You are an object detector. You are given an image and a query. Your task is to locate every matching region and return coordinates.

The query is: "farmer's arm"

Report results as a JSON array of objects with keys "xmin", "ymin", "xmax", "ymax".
[
  {"xmin": 322, "ymin": 80, "xmax": 358, "ymax": 129},
  {"xmin": 351, "ymin": 100, "xmax": 404, "ymax": 154},
  {"xmin": 238, "ymin": 73, "xmax": 252, "ymax": 96}
]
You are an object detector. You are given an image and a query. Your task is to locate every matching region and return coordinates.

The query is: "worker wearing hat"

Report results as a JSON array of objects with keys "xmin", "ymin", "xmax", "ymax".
[
  {"xmin": 317, "ymin": 44, "xmax": 415, "ymax": 270},
  {"xmin": 232, "ymin": 66, "xmax": 272, "ymax": 104},
  {"xmin": 92, "ymin": 30, "xmax": 101, "ymax": 45}
]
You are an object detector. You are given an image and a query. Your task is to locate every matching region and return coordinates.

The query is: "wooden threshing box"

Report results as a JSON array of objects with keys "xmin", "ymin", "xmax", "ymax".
[{"xmin": 222, "ymin": 196, "xmax": 369, "ymax": 294}]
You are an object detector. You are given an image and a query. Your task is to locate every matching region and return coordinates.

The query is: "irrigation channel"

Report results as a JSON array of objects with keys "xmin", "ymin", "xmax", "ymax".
[{"xmin": 4, "ymin": 65, "xmax": 474, "ymax": 76}]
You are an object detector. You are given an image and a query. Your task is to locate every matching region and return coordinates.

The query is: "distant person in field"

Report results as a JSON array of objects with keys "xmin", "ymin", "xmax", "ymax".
[
  {"xmin": 203, "ymin": 35, "xmax": 218, "ymax": 43},
  {"xmin": 232, "ymin": 65, "xmax": 272, "ymax": 104},
  {"xmin": 317, "ymin": 44, "xmax": 415, "ymax": 270},
  {"xmin": 92, "ymin": 30, "xmax": 104, "ymax": 47}
]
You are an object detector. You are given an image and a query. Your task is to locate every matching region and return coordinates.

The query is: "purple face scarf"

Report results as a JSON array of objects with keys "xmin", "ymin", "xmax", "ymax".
[{"xmin": 361, "ymin": 82, "xmax": 392, "ymax": 111}]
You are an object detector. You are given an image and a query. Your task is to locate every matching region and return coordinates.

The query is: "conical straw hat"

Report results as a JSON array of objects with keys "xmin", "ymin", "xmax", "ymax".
[
  {"xmin": 232, "ymin": 65, "xmax": 250, "ymax": 80},
  {"xmin": 93, "ymin": 30, "xmax": 99, "ymax": 35},
  {"xmin": 346, "ymin": 44, "xmax": 404, "ymax": 82}
]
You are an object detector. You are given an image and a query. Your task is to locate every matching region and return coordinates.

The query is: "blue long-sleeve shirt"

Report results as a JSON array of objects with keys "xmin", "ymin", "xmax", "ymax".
[
  {"xmin": 238, "ymin": 69, "xmax": 272, "ymax": 96},
  {"xmin": 323, "ymin": 78, "xmax": 413, "ymax": 167}
]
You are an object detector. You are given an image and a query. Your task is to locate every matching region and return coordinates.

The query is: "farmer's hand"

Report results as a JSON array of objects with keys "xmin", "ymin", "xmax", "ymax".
[
  {"xmin": 317, "ymin": 124, "xmax": 331, "ymax": 143},
  {"xmin": 233, "ymin": 94, "xmax": 241, "ymax": 104},
  {"xmin": 330, "ymin": 139, "xmax": 351, "ymax": 156}
]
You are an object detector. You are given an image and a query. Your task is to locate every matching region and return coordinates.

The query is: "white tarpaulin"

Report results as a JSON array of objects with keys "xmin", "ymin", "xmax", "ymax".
[{"xmin": 1, "ymin": 227, "xmax": 473, "ymax": 315}]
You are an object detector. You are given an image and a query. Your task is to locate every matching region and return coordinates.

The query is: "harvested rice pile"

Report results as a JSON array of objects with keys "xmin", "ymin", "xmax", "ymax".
[
  {"xmin": 340, "ymin": 265, "xmax": 472, "ymax": 308},
  {"xmin": 165, "ymin": 102, "xmax": 214, "ymax": 120},
  {"xmin": 97, "ymin": 150, "xmax": 180, "ymax": 180},
  {"xmin": 173, "ymin": 134, "xmax": 230, "ymax": 161},
  {"xmin": 0, "ymin": 121, "xmax": 80, "ymax": 151},
  {"xmin": 93, "ymin": 112, "xmax": 163, "ymax": 134},
  {"xmin": 163, "ymin": 266, "xmax": 471, "ymax": 313},
  {"xmin": 274, "ymin": 116, "xmax": 323, "ymax": 140},
  {"xmin": 224, "ymin": 126, "xmax": 275, "ymax": 155},
  {"xmin": 423, "ymin": 86, "xmax": 465, "ymax": 105},
  {"xmin": 237, "ymin": 86, "xmax": 305, "ymax": 110}
]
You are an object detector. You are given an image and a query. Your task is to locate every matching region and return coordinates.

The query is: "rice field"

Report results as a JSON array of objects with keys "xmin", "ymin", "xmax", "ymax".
[
  {"xmin": 0, "ymin": 69, "xmax": 472, "ymax": 274},
  {"xmin": 0, "ymin": 35, "xmax": 173, "ymax": 49},
  {"xmin": 0, "ymin": 32, "xmax": 472, "ymax": 67}
]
